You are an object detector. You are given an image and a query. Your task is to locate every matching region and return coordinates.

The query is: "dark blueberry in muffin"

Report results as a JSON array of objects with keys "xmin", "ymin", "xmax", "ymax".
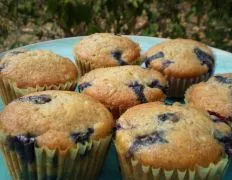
[
  {"xmin": 115, "ymin": 123, "xmax": 122, "ymax": 131},
  {"xmin": 127, "ymin": 131, "xmax": 168, "ymax": 157},
  {"xmin": 161, "ymin": 60, "xmax": 174, "ymax": 70},
  {"xmin": 18, "ymin": 94, "xmax": 51, "ymax": 104},
  {"xmin": 147, "ymin": 79, "xmax": 168, "ymax": 94},
  {"xmin": 222, "ymin": 137, "xmax": 232, "ymax": 158},
  {"xmin": 157, "ymin": 113, "xmax": 179, "ymax": 122},
  {"xmin": 7, "ymin": 134, "xmax": 36, "ymax": 150},
  {"xmin": 208, "ymin": 111, "xmax": 231, "ymax": 125},
  {"xmin": 144, "ymin": 51, "xmax": 164, "ymax": 68},
  {"xmin": 128, "ymin": 81, "xmax": 147, "ymax": 103},
  {"xmin": 214, "ymin": 130, "xmax": 232, "ymax": 157},
  {"xmin": 214, "ymin": 76, "xmax": 232, "ymax": 84},
  {"xmin": 70, "ymin": 128, "xmax": 94, "ymax": 144},
  {"xmin": 111, "ymin": 50, "xmax": 128, "ymax": 66},
  {"xmin": 78, "ymin": 82, "xmax": 91, "ymax": 92},
  {"xmin": 194, "ymin": 48, "xmax": 214, "ymax": 74},
  {"xmin": 16, "ymin": 135, "xmax": 35, "ymax": 144},
  {"xmin": 210, "ymin": 114, "xmax": 223, "ymax": 123},
  {"xmin": 7, "ymin": 134, "xmax": 36, "ymax": 163}
]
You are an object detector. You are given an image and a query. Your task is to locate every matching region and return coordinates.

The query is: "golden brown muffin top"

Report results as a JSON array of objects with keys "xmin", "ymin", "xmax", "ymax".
[
  {"xmin": 143, "ymin": 39, "xmax": 214, "ymax": 78},
  {"xmin": 78, "ymin": 65, "xmax": 167, "ymax": 114},
  {"xmin": 0, "ymin": 50, "xmax": 78, "ymax": 88},
  {"xmin": 185, "ymin": 73, "xmax": 232, "ymax": 125},
  {"xmin": 0, "ymin": 91, "xmax": 114, "ymax": 150},
  {"xmin": 73, "ymin": 33, "xmax": 140, "ymax": 67},
  {"xmin": 115, "ymin": 102, "xmax": 231, "ymax": 170}
]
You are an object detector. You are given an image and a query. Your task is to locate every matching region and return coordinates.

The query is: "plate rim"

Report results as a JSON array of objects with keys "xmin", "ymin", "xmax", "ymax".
[{"xmin": 0, "ymin": 35, "xmax": 231, "ymax": 57}]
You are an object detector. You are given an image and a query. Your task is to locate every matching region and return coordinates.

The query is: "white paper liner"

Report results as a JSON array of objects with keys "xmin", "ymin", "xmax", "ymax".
[
  {"xmin": 167, "ymin": 72, "xmax": 211, "ymax": 98},
  {"xmin": 116, "ymin": 144, "xmax": 229, "ymax": 180},
  {"xmin": 0, "ymin": 135, "xmax": 111, "ymax": 180},
  {"xmin": 0, "ymin": 78, "xmax": 77, "ymax": 105}
]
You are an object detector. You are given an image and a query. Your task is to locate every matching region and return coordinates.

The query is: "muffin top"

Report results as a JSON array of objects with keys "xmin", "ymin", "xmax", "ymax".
[
  {"xmin": 143, "ymin": 39, "xmax": 214, "ymax": 78},
  {"xmin": 115, "ymin": 102, "xmax": 231, "ymax": 170},
  {"xmin": 185, "ymin": 73, "xmax": 232, "ymax": 125},
  {"xmin": 0, "ymin": 50, "xmax": 78, "ymax": 88},
  {"xmin": 78, "ymin": 65, "xmax": 167, "ymax": 113},
  {"xmin": 73, "ymin": 33, "xmax": 140, "ymax": 67},
  {"xmin": 0, "ymin": 91, "xmax": 114, "ymax": 150}
]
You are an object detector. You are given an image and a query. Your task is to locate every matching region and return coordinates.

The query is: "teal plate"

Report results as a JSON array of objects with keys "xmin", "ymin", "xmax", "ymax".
[{"xmin": 0, "ymin": 36, "xmax": 231, "ymax": 179}]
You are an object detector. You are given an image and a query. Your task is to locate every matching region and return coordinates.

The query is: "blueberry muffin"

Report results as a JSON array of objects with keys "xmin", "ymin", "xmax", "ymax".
[
  {"xmin": 185, "ymin": 73, "xmax": 232, "ymax": 127},
  {"xmin": 73, "ymin": 33, "xmax": 140, "ymax": 75},
  {"xmin": 115, "ymin": 102, "xmax": 231, "ymax": 180},
  {"xmin": 78, "ymin": 65, "xmax": 168, "ymax": 118},
  {"xmin": 142, "ymin": 39, "xmax": 215, "ymax": 98},
  {"xmin": 0, "ymin": 50, "xmax": 78, "ymax": 104},
  {"xmin": 0, "ymin": 90, "xmax": 114, "ymax": 180}
]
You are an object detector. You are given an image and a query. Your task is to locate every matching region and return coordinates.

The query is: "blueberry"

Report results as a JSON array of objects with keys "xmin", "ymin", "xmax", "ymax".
[
  {"xmin": 128, "ymin": 81, "xmax": 147, "ymax": 103},
  {"xmin": 147, "ymin": 79, "xmax": 168, "ymax": 94},
  {"xmin": 7, "ymin": 134, "xmax": 35, "ymax": 150},
  {"xmin": 18, "ymin": 94, "xmax": 51, "ymax": 104},
  {"xmin": 157, "ymin": 113, "xmax": 179, "ymax": 122},
  {"xmin": 214, "ymin": 130, "xmax": 232, "ymax": 158},
  {"xmin": 214, "ymin": 76, "xmax": 232, "ymax": 84},
  {"xmin": 7, "ymin": 134, "xmax": 36, "ymax": 163},
  {"xmin": 144, "ymin": 51, "xmax": 164, "ymax": 68},
  {"xmin": 115, "ymin": 123, "xmax": 122, "ymax": 131},
  {"xmin": 161, "ymin": 60, "xmax": 174, "ymax": 70},
  {"xmin": 78, "ymin": 82, "xmax": 91, "ymax": 92},
  {"xmin": 70, "ymin": 128, "xmax": 94, "ymax": 144},
  {"xmin": 208, "ymin": 111, "xmax": 231, "ymax": 125},
  {"xmin": 16, "ymin": 135, "xmax": 35, "ymax": 144},
  {"xmin": 111, "ymin": 50, "xmax": 128, "ymax": 65},
  {"xmin": 210, "ymin": 114, "xmax": 223, "ymax": 123},
  {"xmin": 113, "ymin": 124, "xmax": 123, "ymax": 139},
  {"xmin": 194, "ymin": 48, "xmax": 214, "ymax": 74},
  {"xmin": 127, "ymin": 131, "xmax": 168, "ymax": 158}
]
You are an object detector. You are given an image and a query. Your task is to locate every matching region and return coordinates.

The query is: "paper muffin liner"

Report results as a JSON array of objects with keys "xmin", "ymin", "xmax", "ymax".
[
  {"xmin": 75, "ymin": 57, "xmax": 140, "ymax": 76},
  {"xmin": 0, "ymin": 133, "xmax": 112, "ymax": 180},
  {"xmin": 116, "ymin": 146, "xmax": 229, "ymax": 180},
  {"xmin": 108, "ymin": 106, "xmax": 127, "ymax": 120},
  {"xmin": 75, "ymin": 58, "xmax": 97, "ymax": 76},
  {"xmin": 0, "ymin": 78, "xmax": 77, "ymax": 105},
  {"xmin": 166, "ymin": 72, "xmax": 211, "ymax": 98}
]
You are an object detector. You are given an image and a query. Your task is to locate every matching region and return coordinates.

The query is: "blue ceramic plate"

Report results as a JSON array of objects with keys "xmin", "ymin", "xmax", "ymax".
[{"xmin": 0, "ymin": 36, "xmax": 231, "ymax": 179}]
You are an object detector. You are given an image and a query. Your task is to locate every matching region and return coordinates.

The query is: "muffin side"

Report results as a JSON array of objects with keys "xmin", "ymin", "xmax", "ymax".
[
  {"xmin": 142, "ymin": 39, "xmax": 215, "ymax": 97},
  {"xmin": 185, "ymin": 73, "xmax": 232, "ymax": 126},
  {"xmin": 73, "ymin": 33, "xmax": 141, "ymax": 75},
  {"xmin": 0, "ymin": 91, "xmax": 114, "ymax": 179},
  {"xmin": 0, "ymin": 50, "xmax": 78, "ymax": 104},
  {"xmin": 115, "ymin": 102, "xmax": 231, "ymax": 179},
  {"xmin": 78, "ymin": 65, "xmax": 168, "ymax": 118}
]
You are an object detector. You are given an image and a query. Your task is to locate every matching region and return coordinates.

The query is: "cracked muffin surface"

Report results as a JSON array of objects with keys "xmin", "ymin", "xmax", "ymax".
[
  {"xmin": 77, "ymin": 65, "xmax": 167, "ymax": 117},
  {"xmin": 143, "ymin": 39, "xmax": 214, "ymax": 78},
  {"xmin": 0, "ymin": 90, "xmax": 114, "ymax": 150},
  {"xmin": 115, "ymin": 102, "xmax": 231, "ymax": 170},
  {"xmin": 185, "ymin": 73, "xmax": 232, "ymax": 126},
  {"xmin": 0, "ymin": 50, "xmax": 78, "ymax": 88},
  {"xmin": 74, "ymin": 33, "xmax": 140, "ymax": 68}
]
